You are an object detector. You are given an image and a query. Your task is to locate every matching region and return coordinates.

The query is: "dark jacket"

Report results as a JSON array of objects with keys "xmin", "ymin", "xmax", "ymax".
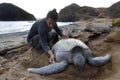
[{"xmin": 27, "ymin": 18, "xmax": 62, "ymax": 53}]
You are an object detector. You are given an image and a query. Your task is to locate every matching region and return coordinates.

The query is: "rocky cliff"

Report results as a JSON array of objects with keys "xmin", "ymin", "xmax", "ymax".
[
  {"xmin": 58, "ymin": 1, "xmax": 120, "ymax": 22},
  {"xmin": 0, "ymin": 3, "xmax": 36, "ymax": 21},
  {"xmin": 58, "ymin": 3, "xmax": 99, "ymax": 22},
  {"xmin": 108, "ymin": 1, "xmax": 120, "ymax": 18}
]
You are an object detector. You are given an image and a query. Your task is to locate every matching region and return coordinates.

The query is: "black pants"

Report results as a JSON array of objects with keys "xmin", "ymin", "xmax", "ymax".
[{"xmin": 29, "ymin": 31, "xmax": 59, "ymax": 51}]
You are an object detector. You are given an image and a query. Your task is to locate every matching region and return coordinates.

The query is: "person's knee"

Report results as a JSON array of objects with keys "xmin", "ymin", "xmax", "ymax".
[{"xmin": 29, "ymin": 35, "xmax": 39, "ymax": 48}]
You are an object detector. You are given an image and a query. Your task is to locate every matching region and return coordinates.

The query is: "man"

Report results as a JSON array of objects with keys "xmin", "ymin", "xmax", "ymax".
[{"xmin": 27, "ymin": 9, "xmax": 68, "ymax": 63}]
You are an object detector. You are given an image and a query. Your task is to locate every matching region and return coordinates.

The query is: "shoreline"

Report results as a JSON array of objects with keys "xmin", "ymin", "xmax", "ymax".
[
  {"xmin": 0, "ymin": 21, "xmax": 76, "ymax": 35},
  {"xmin": 0, "ymin": 30, "xmax": 29, "ymax": 37},
  {"xmin": 0, "ymin": 30, "xmax": 29, "ymax": 50}
]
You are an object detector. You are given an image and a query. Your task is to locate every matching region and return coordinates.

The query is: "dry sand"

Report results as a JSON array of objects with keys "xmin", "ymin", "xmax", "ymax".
[{"xmin": 0, "ymin": 18, "xmax": 120, "ymax": 80}]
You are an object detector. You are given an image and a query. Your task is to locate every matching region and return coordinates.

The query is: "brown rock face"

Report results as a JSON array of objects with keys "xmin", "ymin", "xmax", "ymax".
[
  {"xmin": 108, "ymin": 1, "xmax": 120, "ymax": 18},
  {"xmin": 58, "ymin": 3, "xmax": 99, "ymax": 22}
]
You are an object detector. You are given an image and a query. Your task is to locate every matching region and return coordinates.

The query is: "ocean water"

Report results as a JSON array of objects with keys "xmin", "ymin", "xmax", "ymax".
[{"xmin": 0, "ymin": 21, "xmax": 73, "ymax": 34}]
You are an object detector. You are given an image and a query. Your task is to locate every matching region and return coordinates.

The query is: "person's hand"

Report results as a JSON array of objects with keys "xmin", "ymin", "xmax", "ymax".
[
  {"xmin": 49, "ymin": 54, "xmax": 55, "ymax": 63},
  {"xmin": 48, "ymin": 50, "xmax": 55, "ymax": 63}
]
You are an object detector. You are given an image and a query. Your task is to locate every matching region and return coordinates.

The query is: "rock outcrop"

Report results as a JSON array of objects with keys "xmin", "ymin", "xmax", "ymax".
[
  {"xmin": 97, "ymin": 8, "xmax": 109, "ymax": 18},
  {"xmin": 58, "ymin": 1, "xmax": 120, "ymax": 22},
  {"xmin": 108, "ymin": 1, "xmax": 120, "ymax": 18},
  {"xmin": 58, "ymin": 3, "xmax": 99, "ymax": 22},
  {"xmin": 0, "ymin": 3, "xmax": 36, "ymax": 21}
]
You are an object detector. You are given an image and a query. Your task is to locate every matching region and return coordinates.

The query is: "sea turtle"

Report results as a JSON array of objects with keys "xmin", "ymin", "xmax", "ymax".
[{"xmin": 27, "ymin": 38, "xmax": 111, "ymax": 75}]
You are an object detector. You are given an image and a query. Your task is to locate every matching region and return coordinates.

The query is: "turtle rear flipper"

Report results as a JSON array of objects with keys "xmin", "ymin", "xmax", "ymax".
[
  {"xmin": 87, "ymin": 54, "xmax": 111, "ymax": 67},
  {"xmin": 27, "ymin": 60, "xmax": 68, "ymax": 75}
]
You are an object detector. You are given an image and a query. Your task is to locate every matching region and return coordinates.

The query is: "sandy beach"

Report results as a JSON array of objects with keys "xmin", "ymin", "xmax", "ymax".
[
  {"xmin": 0, "ymin": 18, "xmax": 120, "ymax": 80},
  {"xmin": 0, "ymin": 31, "xmax": 28, "ymax": 50}
]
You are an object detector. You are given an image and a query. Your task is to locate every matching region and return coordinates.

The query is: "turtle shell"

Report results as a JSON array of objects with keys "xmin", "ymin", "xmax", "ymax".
[{"xmin": 52, "ymin": 38, "xmax": 89, "ymax": 63}]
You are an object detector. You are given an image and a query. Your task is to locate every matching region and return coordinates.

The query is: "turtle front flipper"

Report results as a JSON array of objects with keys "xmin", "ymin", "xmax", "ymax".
[
  {"xmin": 87, "ymin": 54, "xmax": 111, "ymax": 67},
  {"xmin": 27, "ymin": 60, "xmax": 68, "ymax": 75}
]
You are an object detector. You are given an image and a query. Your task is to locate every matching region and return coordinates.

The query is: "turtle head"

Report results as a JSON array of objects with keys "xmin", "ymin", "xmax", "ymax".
[
  {"xmin": 71, "ymin": 46, "xmax": 85, "ymax": 71},
  {"xmin": 73, "ymin": 53, "xmax": 85, "ymax": 71}
]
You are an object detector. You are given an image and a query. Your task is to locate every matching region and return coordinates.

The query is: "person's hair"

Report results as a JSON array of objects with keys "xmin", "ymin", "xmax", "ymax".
[{"xmin": 46, "ymin": 9, "xmax": 58, "ymax": 21}]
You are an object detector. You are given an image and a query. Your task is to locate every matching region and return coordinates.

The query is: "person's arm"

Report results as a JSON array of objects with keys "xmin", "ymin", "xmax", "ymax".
[
  {"xmin": 54, "ymin": 24, "xmax": 69, "ymax": 38},
  {"xmin": 38, "ymin": 26, "xmax": 55, "ymax": 62},
  {"xmin": 38, "ymin": 27, "xmax": 50, "ymax": 52},
  {"xmin": 54, "ymin": 24, "xmax": 63, "ymax": 36}
]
